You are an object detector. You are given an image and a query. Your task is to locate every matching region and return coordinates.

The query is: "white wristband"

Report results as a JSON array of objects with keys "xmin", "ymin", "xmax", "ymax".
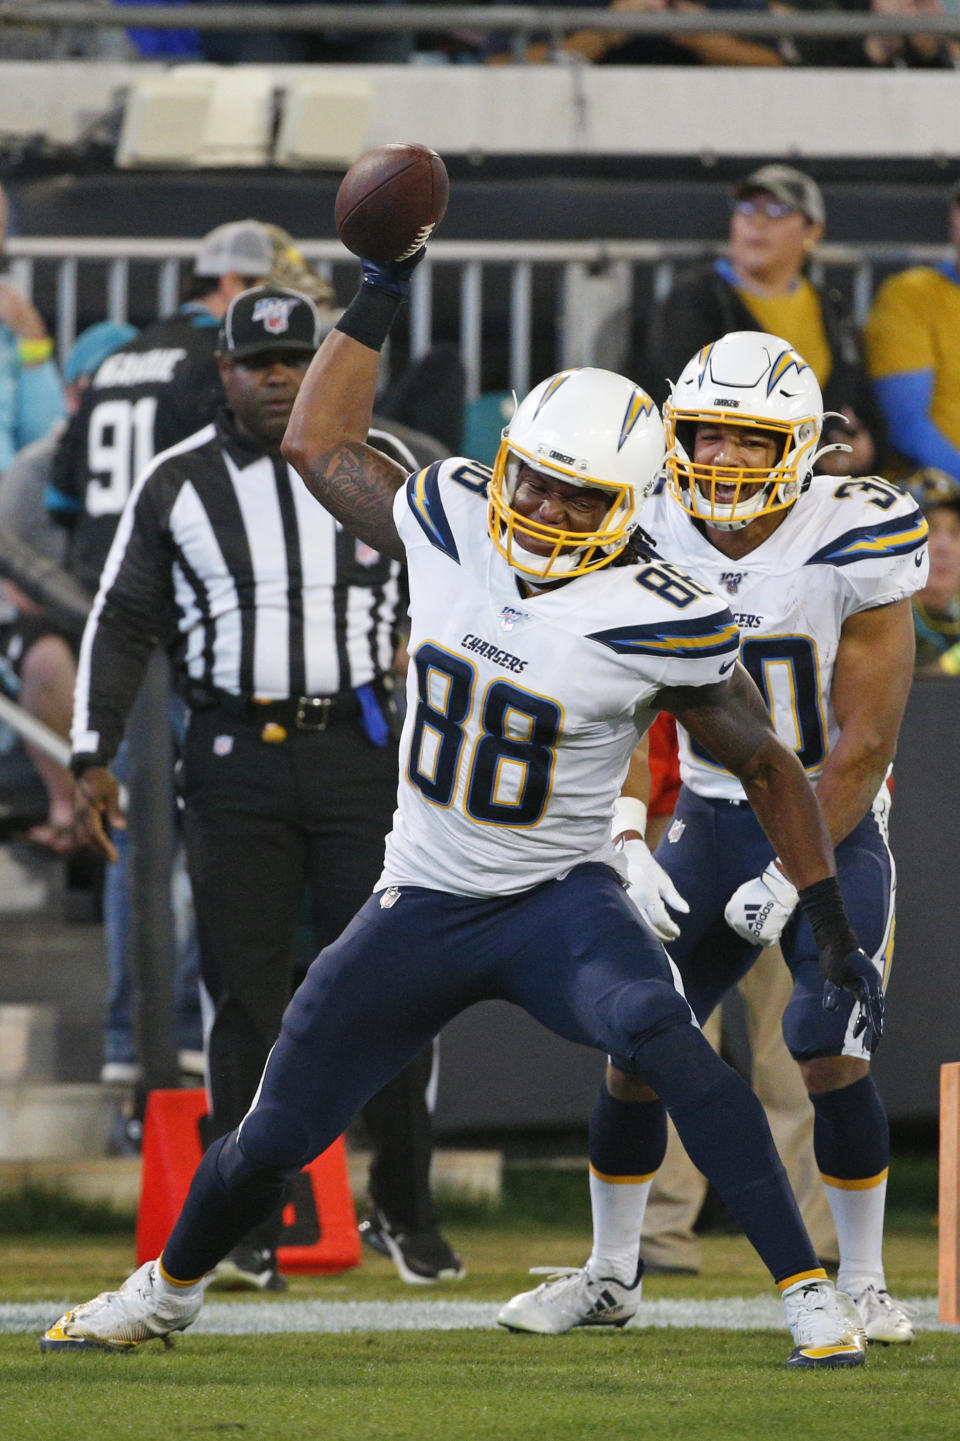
[{"xmin": 612, "ymin": 795, "xmax": 648, "ymax": 843}]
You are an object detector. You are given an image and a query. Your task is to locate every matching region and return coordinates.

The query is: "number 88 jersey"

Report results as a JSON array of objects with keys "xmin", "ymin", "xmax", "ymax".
[
  {"xmin": 378, "ymin": 458, "xmax": 741, "ymax": 898},
  {"xmin": 640, "ymin": 475, "xmax": 929, "ymax": 802}
]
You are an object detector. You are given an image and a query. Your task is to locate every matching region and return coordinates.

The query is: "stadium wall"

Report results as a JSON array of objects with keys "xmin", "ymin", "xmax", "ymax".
[{"xmin": 0, "ymin": 60, "xmax": 959, "ymax": 159}]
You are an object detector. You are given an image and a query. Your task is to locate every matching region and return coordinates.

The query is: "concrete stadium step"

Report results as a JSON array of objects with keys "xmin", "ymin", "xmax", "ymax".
[
  {"xmin": 0, "ymin": 1083, "xmax": 130, "ymax": 1162},
  {"xmin": 0, "ymin": 1004, "xmax": 57, "ymax": 1084},
  {"xmin": 0, "ymin": 1141, "xmax": 502, "ymax": 1209},
  {"xmin": 0, "ymin": 1154, "xmax": 143, "ymax": 1209},
  {"xmin": 0, "ymin": 856, "xmax": 108, "ymax": 1085}
]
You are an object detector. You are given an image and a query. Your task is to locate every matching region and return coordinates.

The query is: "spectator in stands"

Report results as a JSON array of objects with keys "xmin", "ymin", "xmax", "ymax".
[
  {"xmin": 0, "ymin": 182, "xmax": 64, "ymax": 475},
  {"xmin": 110, "ymin": 0, "xmax": 202, "ymax": 58},
  {"xmin": 640, "ymin": 164, "xmax": 878, "ymax": 477},
  {"xmin": 782, "ymin": 0, "xmax": 957, "ymax": 70},
  {"xmin": 262, "ymin": 225, "xmax": 339, "ymax": 313},
  {"xmin": 0, "ymin": 321, "xmax": 136, "ymax": 855},
  {"xmin": 865, "ymin": 180, "xmax": 960, "ymax": 484},
  {"xmin": 48, "ymin": 218, "xmax": 277, "ymax": 585},
  {"xmin": 863, "ymin": 0, "xmax": 957, "ymax": 68},
  {"xmin": 901, "ymin": 468, "xmax": 960, "ymax": 674},
  {"xmin": 484, "ymin": 0, "xmax": 786, "ymax": 67},
  {"xmin": 193, "ymin": 0, "xmax": 413, "ymax": 63}
]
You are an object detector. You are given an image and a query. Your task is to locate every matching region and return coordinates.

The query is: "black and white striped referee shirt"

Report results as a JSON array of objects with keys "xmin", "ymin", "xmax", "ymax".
[{"xmin": 72, "ymin": 409, "xmax": 425, "ymax": 765}]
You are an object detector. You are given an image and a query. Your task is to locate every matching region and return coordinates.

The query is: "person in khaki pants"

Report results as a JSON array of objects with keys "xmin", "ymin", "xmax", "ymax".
[{"xmin": 638, "ymin": 713, "xmax": 837, "ymax": 1274}]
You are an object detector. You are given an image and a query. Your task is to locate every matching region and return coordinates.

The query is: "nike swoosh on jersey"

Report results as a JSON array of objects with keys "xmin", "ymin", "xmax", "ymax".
[
  {"xmin": 719, "ymin": 657, "xmax": 737, "ymax": 674},
  {"xmin": 405, "ymin": 462, "xmax": 460, "ymax": 563}
]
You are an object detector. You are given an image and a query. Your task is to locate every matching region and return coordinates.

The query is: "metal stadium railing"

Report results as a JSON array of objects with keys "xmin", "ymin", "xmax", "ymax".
[
  {"xmin": 2, "ymin": 5, "xmax": 960, "ymax": 48},
  {"xmin": 5, "ymin": 235, "xmax": 954, "ymax": 402}
]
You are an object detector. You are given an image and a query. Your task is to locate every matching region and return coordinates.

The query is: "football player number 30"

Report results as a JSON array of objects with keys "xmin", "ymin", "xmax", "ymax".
[
  {"xmin": 408, "ymin": 643, "xmax": 560, "ymax": 826},
  {"xmin": 690, "ymin": 634, "xmax": 825, "ymax": 771}
]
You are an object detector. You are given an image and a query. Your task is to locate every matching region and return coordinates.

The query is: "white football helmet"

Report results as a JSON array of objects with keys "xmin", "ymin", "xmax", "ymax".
[
  {"xmin": 663, "ymin": 331, "xmax": 824, "ymax": 529},
  {"xmin": 488, "ymin": 367, "xmax": 665, "ymax": 580}
]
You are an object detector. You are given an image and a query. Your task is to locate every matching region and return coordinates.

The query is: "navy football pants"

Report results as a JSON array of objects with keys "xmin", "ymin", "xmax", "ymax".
[
  {"xmin": 162, "ymin": 862, "xmax": 820, "ymax": 1285},
  {"xmin": 655, "ymin": 788, "xmax": 894, "ymax": 1060}
]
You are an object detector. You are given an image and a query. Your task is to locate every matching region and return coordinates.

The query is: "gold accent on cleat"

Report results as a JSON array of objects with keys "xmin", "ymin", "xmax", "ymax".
[
  {"xmin": 786, "ymin": 1341, "xmax": 865, "ymax": 1369},
  {"xmin": 40, "ymin": 1316, "xmax": 135, "ymax": 1353}
]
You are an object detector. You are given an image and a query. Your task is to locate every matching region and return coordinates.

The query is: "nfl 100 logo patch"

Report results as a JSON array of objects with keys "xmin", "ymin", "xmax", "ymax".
[
  {"xmin": 498, "ymin": 605, "xmax": 531, "ymax": 632},
  {"xmin": 251, "ymin": 296, "xmax": 299, "ymax": 335},
  {"xmin": 720, "ymin": 571, "xmax": 747, "ymax": 596}
]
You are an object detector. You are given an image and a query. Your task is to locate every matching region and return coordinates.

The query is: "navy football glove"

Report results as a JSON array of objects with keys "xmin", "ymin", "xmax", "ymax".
[
  {"xmin": 821, "ymin": 947, "xmax": 884, "ymax": 1055},
  {"xmin": 360, "ymin": 248, "xmax": 426, "ymax": 300}
]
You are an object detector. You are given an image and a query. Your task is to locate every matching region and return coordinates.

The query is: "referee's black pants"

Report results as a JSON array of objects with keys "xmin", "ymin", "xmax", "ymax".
[{"xmin": 180, "ymin": 704, "xmax": 438, "ymax": 1233}]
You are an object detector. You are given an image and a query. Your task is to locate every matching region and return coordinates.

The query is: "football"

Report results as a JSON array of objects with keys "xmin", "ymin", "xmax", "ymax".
[{"xmin": 334, "ymin": 143, "xmax": 449, "ymax": 265}]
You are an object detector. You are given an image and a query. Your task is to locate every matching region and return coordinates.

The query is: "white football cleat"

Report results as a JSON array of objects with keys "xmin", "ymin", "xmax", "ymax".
[
  {"xmin": 782, "ymin": 1278, "xmax": 866, "ymax": 1369},
  {"xmin": 40, "ymin": 1260, "xmax": 204, "ymax": 1352},
  {"xmin": 850, "ymin": 1285, "xmax": 916, "ymax": 1344},
  {"xmin": 497, "ymin": 1261, "xmax": 642, "ymax": 1335}
]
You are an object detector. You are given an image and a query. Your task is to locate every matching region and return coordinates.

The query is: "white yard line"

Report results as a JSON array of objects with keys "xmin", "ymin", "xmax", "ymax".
[{"xmin": 5, "ymin": 1297, "xmax": 953, "ymax": 1336}]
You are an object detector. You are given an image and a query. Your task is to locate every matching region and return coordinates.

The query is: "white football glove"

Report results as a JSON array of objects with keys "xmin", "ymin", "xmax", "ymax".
[
  {"xmin": 612, "ymin": 795, "xmax": 689, "ymax": 942},
  {"xmin": 620, "ymin": 837, "xmax": 691, "ymax": 941},
  {"xmin": 616, "ymin": 841, "xmax": 683, "ymax": 945},
  {"xmin": 724, "ymin": 861, "xmax": 799, "ymax": 946}
]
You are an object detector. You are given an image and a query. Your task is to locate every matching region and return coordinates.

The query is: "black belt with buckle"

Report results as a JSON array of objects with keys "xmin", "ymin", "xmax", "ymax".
[{"xmin": 197, "ymin": 688, "xmax": 361, "ymax": 732}]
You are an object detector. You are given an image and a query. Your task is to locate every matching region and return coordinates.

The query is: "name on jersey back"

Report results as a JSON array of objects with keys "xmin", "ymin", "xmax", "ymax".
[{"xmin": 94, "ymin": 348, "xmax": 188, "ymax": 388}]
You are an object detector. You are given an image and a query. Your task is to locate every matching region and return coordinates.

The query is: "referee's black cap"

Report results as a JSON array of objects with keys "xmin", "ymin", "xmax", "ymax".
[{"xmin": 218, "ymin": 284, "xmax": 323, "ymax": 361}]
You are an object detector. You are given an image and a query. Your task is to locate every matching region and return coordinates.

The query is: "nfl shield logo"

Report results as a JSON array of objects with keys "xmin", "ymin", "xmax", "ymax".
[
  {"xmin": 499, "ymin": 605, "xmax": 530, "ymax": 632},
  {"xmin": 667, "ymin": 817, "xmax": 685, "ymax": 844},
  {"xmin": 213, "ymin": 734, "xmax": 234, "ymax": 757},
  {"xmin": 251, "ymin": 296, "xmax": 298, "ymax": 336}
]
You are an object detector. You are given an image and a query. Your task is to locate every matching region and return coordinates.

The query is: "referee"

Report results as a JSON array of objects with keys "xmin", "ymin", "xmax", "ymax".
[{"xmin": 70, "ymin": 285, "xmax": 463, "ymax": 1289}]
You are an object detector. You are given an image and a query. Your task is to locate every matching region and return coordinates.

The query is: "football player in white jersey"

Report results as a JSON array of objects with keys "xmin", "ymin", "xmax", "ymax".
[
  {"xmin": 44, "ymin": 258, "xmax": 878, "ymax": 1367},
  {"xmin": 501, "ymin": 331, "xmax": 926, "ymax": 1346}
]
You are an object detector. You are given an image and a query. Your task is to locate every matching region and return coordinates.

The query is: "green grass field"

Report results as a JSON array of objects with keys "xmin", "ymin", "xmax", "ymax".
[{"xmin": 1, "ymin": 1164, "xmax": 954, "ymax": 1441}]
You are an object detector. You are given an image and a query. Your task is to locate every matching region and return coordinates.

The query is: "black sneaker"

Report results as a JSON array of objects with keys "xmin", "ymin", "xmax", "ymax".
[
  {"xmin": 359, "ymin": 1208, "xmax": 465, "ymax": 1284},
  {"xmin": 208, "ymin": 1244, "xmax": 287, "ymax": 1293}
]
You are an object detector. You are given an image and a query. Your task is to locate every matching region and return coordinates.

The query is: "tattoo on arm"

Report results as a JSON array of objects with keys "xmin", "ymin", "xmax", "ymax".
[{"xmin": 302, "ymin": 440, "xmax": 406, "ymax": 561}]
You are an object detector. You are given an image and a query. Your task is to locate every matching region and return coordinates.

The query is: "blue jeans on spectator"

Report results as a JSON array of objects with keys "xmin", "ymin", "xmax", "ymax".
[{"xmin": 103, "ymin": 696, "xmax": 203, "ymax": 1067}]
